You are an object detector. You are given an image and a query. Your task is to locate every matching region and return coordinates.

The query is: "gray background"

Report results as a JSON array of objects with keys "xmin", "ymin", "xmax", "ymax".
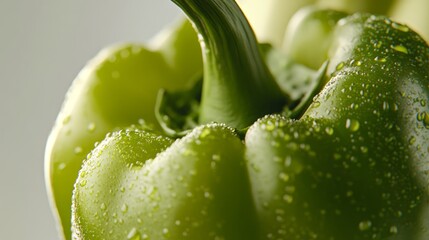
[{"xmin": 0, "ymin": 1, "xmax": 182, "ymax": 239}]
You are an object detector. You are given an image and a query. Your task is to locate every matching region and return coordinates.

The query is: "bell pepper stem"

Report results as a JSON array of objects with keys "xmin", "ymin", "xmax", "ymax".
[{"xmin": 171, "ymin": 0, "xmax": 286, "ymax": 129}]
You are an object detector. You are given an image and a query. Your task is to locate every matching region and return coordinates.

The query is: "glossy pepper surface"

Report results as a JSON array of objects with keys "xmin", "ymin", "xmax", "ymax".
[
  {"xmin": 46, "ymin": 0, "xmax": 429, "ymax": 239},
  {"xmin": 44, "ymin": 20, "xmax": 203, "ymax": 239}
]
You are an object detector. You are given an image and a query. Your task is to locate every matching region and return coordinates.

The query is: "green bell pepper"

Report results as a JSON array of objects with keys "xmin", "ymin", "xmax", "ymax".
[
  {"xmin": 47, "ymin": 0, "xmax": 429, "ymax": 239},
  {"xmin": 238, "ymin": 0, "xmax": 429, "ymax": 53},
  {"xmin": 249, "ymin": 8, "xmax": 429, "ymax": 239},
  {"xmin": 45, "ymin": 20, "xmax": 202, "ymax": 239},
  {"xmin": 238, "ymin": 0, "xmax": 400, "ymax": 50}
]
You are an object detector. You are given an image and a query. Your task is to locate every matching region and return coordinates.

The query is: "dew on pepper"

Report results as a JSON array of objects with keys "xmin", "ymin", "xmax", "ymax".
[
  {"xmin": 283, "ymin": 194, "xmax": 293, "ymax": 204},
  {"xmin": 345, "ymin": 119, "xmax": 360, "ymax": 132},
  {"xmin": 58, "ymin": 163, "xmax": 66, "ymax": 170},
  {"xmin": 409, "ymin": 136, "xmax": 416, "ymax": 145},
  {"xmin": 127, "ymin": 227, "xmax": 141, "ymax": 240},
  {"xmin": 325, "ymin": 127, "xmax": 334, "ymax": 135},
  {"xmin": 389, "ymin": 226, "xmax": 398, "ymax": 234},
  {"xmin": 121, "ymin": 204, "xmax": 128, "ymax": 213},
  {"xmin": 74, "ymin": 146, "xmax": 83, "ymax": 154},
  {"xmin": 62, "ymin": 115, "xmax": 71, "ymax": 125},
  {"xmin": 358, "ymin": 220, "xmax": 372, "ymax": 231},
  {"xmin": 374, "ymin": 56, "xmax": 387, "ymax": 62},
  {"xmin": 79, "ymin": 179, "xmax": 87, "ymax": 187},
  {"xmin": 87, "ymin": 122, "xmax": 96, "ymax": 132},
  {"xmin": 391, "ymin": 45, "xmax": 408, "ymax": 54},
  {"xmin": 391, "ymin": 22, "xmax": 409, "ymax": 32},
  {"xmin": 382, "ymin": 101, "xmax": 390, "ymax": 110}
]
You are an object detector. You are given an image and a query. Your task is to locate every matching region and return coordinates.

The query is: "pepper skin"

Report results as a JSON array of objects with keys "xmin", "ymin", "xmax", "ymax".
[
  {"xmin": 49, "ymin": 0, "xmax": 429, "ymax": 239},
  {"xmin": 45, "ymin": 20, "xmax": 202, "ymax": 239},
  {"xmin": 249, "ymin": 7, "xmax": 429, "ymax": 239}
]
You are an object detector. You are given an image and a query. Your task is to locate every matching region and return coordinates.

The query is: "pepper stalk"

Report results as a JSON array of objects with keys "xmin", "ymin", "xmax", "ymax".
[{"xmin": 171, "ymin": 0, "xmax": 286, "ymax": 130}]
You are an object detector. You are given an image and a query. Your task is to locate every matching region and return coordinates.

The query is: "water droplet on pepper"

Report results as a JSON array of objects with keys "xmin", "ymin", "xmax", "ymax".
[{"xmin": 346, "ymin": 119, "xmax": 360, "ymax": 132}]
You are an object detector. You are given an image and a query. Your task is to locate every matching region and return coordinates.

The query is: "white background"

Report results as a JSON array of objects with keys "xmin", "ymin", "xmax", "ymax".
[{"xmin": 0, "ymin": 1, "xmax": 182, "ymax": 239}]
